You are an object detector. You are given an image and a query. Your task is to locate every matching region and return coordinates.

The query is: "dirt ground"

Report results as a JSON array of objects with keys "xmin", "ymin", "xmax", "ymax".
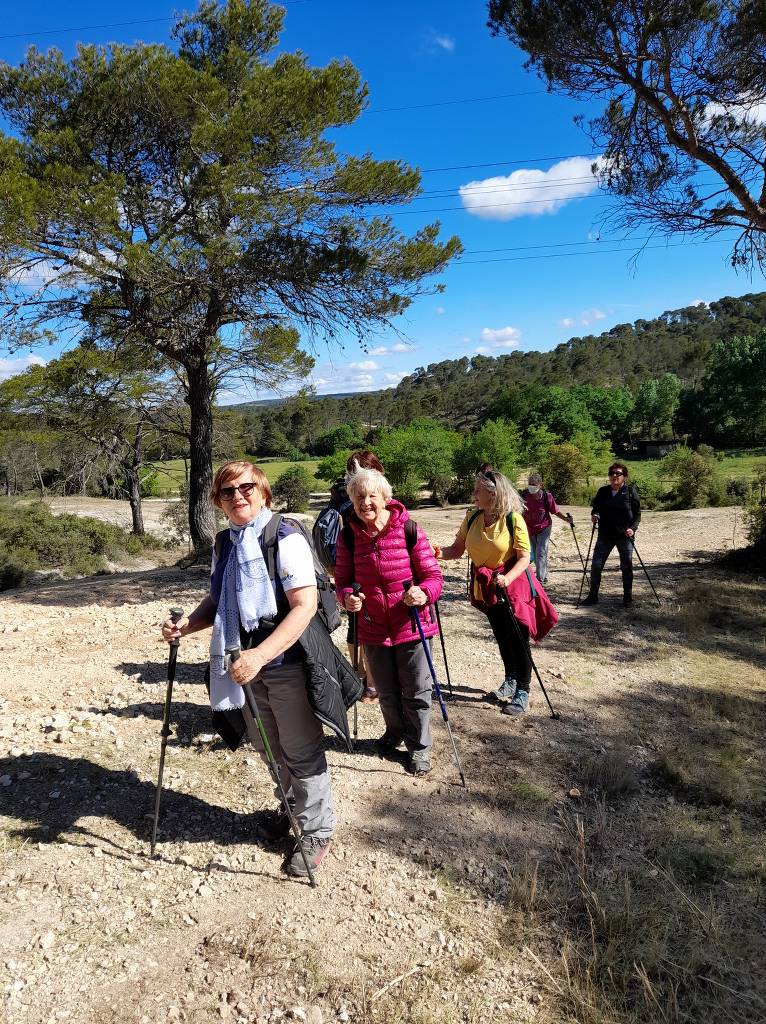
[{"xmin": 1, "ymin": 503, "xmax": 764, "ymax": 1024}]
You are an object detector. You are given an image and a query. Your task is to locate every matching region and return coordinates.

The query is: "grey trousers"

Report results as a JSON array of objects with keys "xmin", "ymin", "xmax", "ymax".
[
  {"xmin": 364, "ymin": 640, "xmax": 433, "ymax": 753},
  {"xmin": 530, "ymin": 526, "xmax": 551, "ymax": 582},
  {"xmin": 243, "ymin": 661, "xmax": 336, "ymax": 839}
]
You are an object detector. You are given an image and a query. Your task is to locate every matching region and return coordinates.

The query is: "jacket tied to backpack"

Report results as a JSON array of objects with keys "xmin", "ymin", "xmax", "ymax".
[{"xmin": 335, "ymin": 499, "xmax": 443, "ymax": 647}]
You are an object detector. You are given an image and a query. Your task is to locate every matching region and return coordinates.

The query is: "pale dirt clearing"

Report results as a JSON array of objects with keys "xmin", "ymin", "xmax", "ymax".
[{"xmin": 0, "ymin": 505, "xmax": 764, "ymax": 1024}]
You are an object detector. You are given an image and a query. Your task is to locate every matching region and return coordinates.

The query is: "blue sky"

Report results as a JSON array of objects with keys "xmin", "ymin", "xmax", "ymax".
[{"xmin": 0, "ymin": 0, "xmax": 761, "ymax": 396}]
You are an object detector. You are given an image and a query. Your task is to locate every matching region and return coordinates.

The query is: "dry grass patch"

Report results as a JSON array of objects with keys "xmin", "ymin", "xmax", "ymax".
[{"xmin": 578, "ymin": 747, "xmax": 637, "ymax": 799}]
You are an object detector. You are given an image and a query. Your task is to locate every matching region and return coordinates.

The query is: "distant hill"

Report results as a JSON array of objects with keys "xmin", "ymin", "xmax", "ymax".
[
  {"xmin": 304, "ymin": 291, "xmax": 766, "ymax": 429},
  {"xmin": 223, "ymin": 392, "xmax": 360, "ymax": 412}
]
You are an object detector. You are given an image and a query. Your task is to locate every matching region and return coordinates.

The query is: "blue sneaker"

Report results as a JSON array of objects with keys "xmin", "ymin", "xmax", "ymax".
[
  {"xmin": 484, "ymin": 676, "xmax": 517, "ymax": 704},
  {"xmin": 502, "ymin": 689, "xmax": 529, "ymax": 715}
]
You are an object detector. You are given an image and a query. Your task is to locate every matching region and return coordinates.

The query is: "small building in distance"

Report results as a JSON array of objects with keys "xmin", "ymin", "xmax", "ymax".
[{"xmin": 637, "ymin": 439, "xmax": 678, "ymax": 458}]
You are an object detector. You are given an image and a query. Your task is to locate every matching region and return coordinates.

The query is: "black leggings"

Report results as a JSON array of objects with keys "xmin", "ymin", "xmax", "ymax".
[{"xmin": 484, "ymin": 602, "xmax": 532, "ymax": 692}]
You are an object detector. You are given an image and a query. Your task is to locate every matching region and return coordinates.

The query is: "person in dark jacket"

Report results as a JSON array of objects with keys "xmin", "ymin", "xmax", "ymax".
[
  {"xmin": 582, "ymin": 462, "xmax": 641, "ymax": 606},
  {"xmin": 161, "ymin": 460, "xmax": 334, "ymax": 879}
]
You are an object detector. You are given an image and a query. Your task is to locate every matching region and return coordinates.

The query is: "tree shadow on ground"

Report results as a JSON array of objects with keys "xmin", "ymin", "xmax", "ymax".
[{"xmin": 6, "ymin": 564, "xmax": 210, "ymax": 609}]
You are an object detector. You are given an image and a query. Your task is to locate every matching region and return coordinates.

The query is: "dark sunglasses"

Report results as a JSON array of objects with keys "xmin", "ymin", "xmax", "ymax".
[
  {"xmin": 608, "ymin": 470, "xmax": 625, "ymax": 477},
  {"xmin": 219, "ymin": 482, "xmax": 257, "ymax": 501}
]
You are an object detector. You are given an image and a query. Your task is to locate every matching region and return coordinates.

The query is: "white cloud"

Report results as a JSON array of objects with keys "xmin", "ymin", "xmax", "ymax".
[
  {"xmin": 559, "ymin": 317, "xmax": 575, "ymax": 329},
  {"xmin": 390, "ymin": 342, "xmax": 413, "ymax": 353},
  {"xmin": 459, "ymin": 156, "xmax": 604, "ymax": 221},
  {"xmin": 473, "ymin": 346, "xmax": 491, "ymax": 356},
  {"xmin": 383, "ymin": 371, "xmax": 407, "ymax": 384},
  {"xmin": 427, "ymin": 32, "xmax": 455, "ymax": 53},
  {"xmin": 691, "ymin": 298, "xmax": 708, "ymax": 307},
  {"xmin": 368, "ymin": 345, "xmax": 389, "ymax": 356},
  {"xmin": 348, "ymin": 360, "xmax": 379, "ymax": 371},
  {"xmin": 580, "ymin": 308, "xmax": 606, "ymax": 327},
  {"xmin": 435, "ymin": 306, "xmax": 445, "ymax": 315},
  {"xmin": 705, "ymin": 95, "xmax": 766, "ymax": 127},
  {"xmin": 0, "ymin": 354, "xmax": 46, "ymax": 381},
  {"xmin": 480, "ymin": 325, "xmax": 521, "ymax": 348}
]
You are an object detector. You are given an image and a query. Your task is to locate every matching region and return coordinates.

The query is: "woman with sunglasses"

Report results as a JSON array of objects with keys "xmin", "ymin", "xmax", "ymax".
[
  {"xmin": 161, "ymin": 460, "xmax": 335, "ymax": 879},
  {"xmin": 436, "ymin": 467, "xmax": 535, "ymax": 714},
  {"xmin": 582, "ymin": 462, "xmax": 641, "ymax": 606}
]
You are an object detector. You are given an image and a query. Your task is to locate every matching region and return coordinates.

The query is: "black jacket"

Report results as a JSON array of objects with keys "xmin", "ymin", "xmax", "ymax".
[
  {"xmin": 207, "ymin": 616, "xmax": 362, "ymax": 753},
  {"xmin": 591, "ymin": 484, "xmax": 641, "ymax": 538}
]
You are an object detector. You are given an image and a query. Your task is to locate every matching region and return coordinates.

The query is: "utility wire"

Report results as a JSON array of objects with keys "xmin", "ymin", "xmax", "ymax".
[
  {"xmin": 368, "ymin": 89, "xmax": 547, "ymax": 114},
  {"xmin": 453, "ymin": 237, "xmax": 728, "ymax": 266}
]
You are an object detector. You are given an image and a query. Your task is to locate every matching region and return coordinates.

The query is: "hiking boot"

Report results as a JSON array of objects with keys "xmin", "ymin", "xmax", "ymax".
[
  {"xmin": 623, "ymin": 593, "xmax": 633, "ymax": 607},
  {"xmin": 255, "ymin": 802, "xmax": 293, "ymax": 841},
  {"xmin": 581, "ymin": 594, "xmax": 599, "ymax": 606},
  {"xmin": 284, "ymin": 835, "xmax": 331, "ymax": 878},
  {"xmin": 408, "ymin": 750, "xmax": 432, "ymax": 776},
  {"xmin": 484, "ymin": 676, "xmax": 517, "ymax": 704},
  {"xmin": 374, "ymin": 731, "xmax": 403, "ymax": 755},
  {"xmin": 502, "ymin": 689, "xmax": 529, "ymax": 715}
]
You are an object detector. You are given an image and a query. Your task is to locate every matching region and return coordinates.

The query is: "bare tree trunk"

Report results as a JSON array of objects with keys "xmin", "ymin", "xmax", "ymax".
[
  {"xmin": 125, "ymin": 423, "xmax": 145, "ymax": 537},
  {"xmin": 186, "ymin": 362, "xmax": 216, "ymax": 553}
]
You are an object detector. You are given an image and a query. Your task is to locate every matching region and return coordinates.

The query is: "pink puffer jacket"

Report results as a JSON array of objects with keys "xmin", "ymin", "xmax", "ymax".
[{"xmin": 335, "ymin": 499, "xmax": 443, "ymax": 647}]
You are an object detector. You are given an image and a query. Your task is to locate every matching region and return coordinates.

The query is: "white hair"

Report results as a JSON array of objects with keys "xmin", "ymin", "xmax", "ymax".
[
  {"xmin": 346, "ymin": 467, "xmax": 393, "ymax": 503},
  {"xmin": 475, "ymin": 470, "xmax": 525, "ymax": 516}
]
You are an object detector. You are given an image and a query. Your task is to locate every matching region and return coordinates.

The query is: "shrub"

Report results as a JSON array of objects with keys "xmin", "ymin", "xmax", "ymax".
[
  {"xmin": 725, "ymin": 476, "xmax": 754, "ymax": 502},
  {"xmin": 272, "ymin": 465, "xmax": 312, "ymax": 512},
  {"xmin": 743, "ymin": 493, "xmax": 766, "ymax": 567},
  {"xmin": 430, "ymin": 473, "xmax": 452, "ymax": 507},
  {"xmin": 446, "ymin": 476, "xmax": 473, "ymax": 504},
  {"xmin": 139, "ymin": 470, "xmax": 162, "ymax": 497},
  {"xmin": 376, "ymin": 419, "xmax": 458, "ymax": 496},
  {"xmin": 0, "ymin": 502, "xmax": 150, "ymax": 589},
  {"xmin": 629, "ymin": 473, "xmax": 665, "ymax": 510},
  {"xmin": 660, "ymin": 445, "xmax": 722, "ymax": 508},
  {"xmin": 453, "ymin": 418, "xmax": 521, "ymax": 479},
  {"xmin": 541, "ymin": 443, "xmax": 588, "ymax": 503},
  {"xmin": 315, "ymin": 449, "xmax": 352, "ymax": 485}
]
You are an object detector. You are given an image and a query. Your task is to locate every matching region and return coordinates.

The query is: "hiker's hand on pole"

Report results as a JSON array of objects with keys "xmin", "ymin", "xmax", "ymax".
[
  {"xmin": 591, "ymin": 513, "xmax": 599, "ymax": 526},
  {"xmin": 161, "ymin": 613, "xmax": 187, "ymax": 642},
  {"xmin": 402, "ymin": 584, "xmax": 427, "ymax": 607},
  {"xmin": 228, "ymin": 647, "xmax": 266, "ymax": 686},
  {"xmin": 625, "ymin": 527, "xmax": 634, "ymax": 538},
  {"xmin": 344, "ymin": 590, "xmax": 365, "ymax": 613},
  {"xmin": 567, "ymin": 514, "xmax": 574, "ymax": 526}
]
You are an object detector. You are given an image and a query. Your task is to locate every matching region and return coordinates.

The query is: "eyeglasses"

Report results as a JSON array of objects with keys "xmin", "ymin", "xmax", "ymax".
[
  {"xmin": 608, "ymin": 471, "xmax": 625, "ymax": 478},
  {"xmin": 219, "ymin": 482, "xmax": 257, "ymax": 501}
]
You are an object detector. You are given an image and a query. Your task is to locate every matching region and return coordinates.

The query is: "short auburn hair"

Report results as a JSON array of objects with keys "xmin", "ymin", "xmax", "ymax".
[
  {"xmin": 210, "ymin": 460, "xmax": 272, "ymax": 509},
  {"xmin": 608, "ymin": 462, "xmax": 629, "ymax": 478},
  {"xmin": 346, "ymin": 449, "xmax": 384, "ymax": 475}
]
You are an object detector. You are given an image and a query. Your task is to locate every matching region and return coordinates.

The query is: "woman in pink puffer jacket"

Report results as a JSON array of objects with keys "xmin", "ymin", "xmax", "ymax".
[{"xmin": 335, "ymin": 467, "xmax": 443, "ymax": 776}]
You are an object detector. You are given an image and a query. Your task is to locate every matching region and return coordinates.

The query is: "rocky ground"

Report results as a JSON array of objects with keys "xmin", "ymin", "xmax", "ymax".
[{"xmin": 1, "ymin": 503, "xmax": 764, "ymax": 1024}]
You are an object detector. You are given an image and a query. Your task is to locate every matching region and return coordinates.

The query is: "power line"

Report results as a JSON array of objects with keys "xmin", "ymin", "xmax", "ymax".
[
  {"xmin": 453, "ymin": 237, "xmax": 729, "ymax": 266},
  {"xmin": 419, "ymin": 153, "xmax": 601, "ymax": 174},
  {"xmin": 368, "ymin": 89, "xmax": 547, "ymax": 114}
]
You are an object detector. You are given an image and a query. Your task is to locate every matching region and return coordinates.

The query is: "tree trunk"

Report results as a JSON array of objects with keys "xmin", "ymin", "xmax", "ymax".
[
  {"xmin": 186, "ymin": 361, "xmax": 216, "ymax": 553},
  {"xmin": 126, "ymin": 423, "xmax": 145, "ymax": 537}
]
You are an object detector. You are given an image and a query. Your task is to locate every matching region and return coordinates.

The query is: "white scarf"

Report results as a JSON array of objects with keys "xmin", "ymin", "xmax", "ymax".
[{"xmin": 209, "ymin": 508, "xmax": 277, "ymax": 711}]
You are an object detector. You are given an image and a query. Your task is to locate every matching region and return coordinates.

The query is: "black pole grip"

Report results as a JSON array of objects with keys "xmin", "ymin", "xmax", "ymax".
[
  {"xmin": 225, "ymin": 646, "xmax": 241, "ymax": 664},
  {"xmin": 403, "ymin": 579, "xmax": 412, "ymax": 591},
  {"xmin": 169, "ymin": 606, "xmax": 184, "ymax": 622},
  {"xmin": 351, "ymin": 582, "xmax": 362, "ymax": 595}
]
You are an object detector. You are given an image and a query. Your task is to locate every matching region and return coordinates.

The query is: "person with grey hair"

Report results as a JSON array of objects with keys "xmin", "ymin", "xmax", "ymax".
[
  {"xmin": 334, "ymin": 466, "xmax": 443, "ymax": 774},
  {"xmin": 436, "ymin": 467, "xmax": 534, "ymax": 713},
  {"xmin": 521, "ymin": 472, "xmax": 573, "ymax": 585}
]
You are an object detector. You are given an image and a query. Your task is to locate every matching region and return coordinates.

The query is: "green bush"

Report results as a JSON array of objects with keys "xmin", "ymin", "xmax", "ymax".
[
  {"xmin": 541, "ymin": 443, "xmax": 588, "ymax": 503},
  {"xmin": 139, "ymin": 470, "xmax": 162, "ymax": 497},
  {"xmin": 744, "ymin": 495, "xmax": 766, "ymax": 567},
  {"xmin": 453, "ymin": 418, "xmax": 520, "ymax": 479},
  {"xmin": 273, "ymin": 465, "xmax": 312, "ymax": 512},
  {"xmin": 629, "ymin": 473, "xmax": 665, "ymax": 511},
  {"xmin": 660, "ymin": 446, "xmax": 723, "ymax": 508},
  {"xmin": 0, "ymin": 503, "xmax": 151, "ymax": 589},
  {"xmin": 446, "ymin": 476, "xmax": 473, "ymax": 505},
  {"xmin": 315, "ymin": 449, "xmax": 352, "ymax": 485},
  {"xmin": 725, "ymin": 477, "xmax": 754, "ymax": 502}
]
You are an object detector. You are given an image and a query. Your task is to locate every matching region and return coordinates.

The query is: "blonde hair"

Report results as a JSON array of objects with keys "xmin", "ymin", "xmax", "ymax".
[
  {"xmin": 211, "ymin": 460, "xmax": 272, "ymax": 509},
  {"xmin": 346, "ymin": 467, "xmax": 393, "ymax": 503},
  {"xmin": 475, "ymin": 469, "xmax": 525, "ymax": 517}
]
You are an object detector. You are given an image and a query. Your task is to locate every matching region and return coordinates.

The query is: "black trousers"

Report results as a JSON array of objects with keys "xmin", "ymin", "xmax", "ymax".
[
  {"xmin": 589, "ymin": 534, "xmax": 634, "ymax": 598},
  {"xmin": 484, "ymin": 602, "xmax": 532, "ymax": 692}
]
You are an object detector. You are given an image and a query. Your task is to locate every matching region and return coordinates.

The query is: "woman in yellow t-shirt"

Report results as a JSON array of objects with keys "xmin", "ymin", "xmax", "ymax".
[{"xmin": 437, "ymin": 468, "xmax": 533, "ymax": 714}]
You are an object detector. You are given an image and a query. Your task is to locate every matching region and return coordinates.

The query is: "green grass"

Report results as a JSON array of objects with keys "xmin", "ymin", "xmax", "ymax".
[
  {"xmin": 149, "ymin": 457, "xmax": 328, "ymax": 495},
  {"xmin": 615, "ymin": 447, "xmax": 766, "ymax": 487}
]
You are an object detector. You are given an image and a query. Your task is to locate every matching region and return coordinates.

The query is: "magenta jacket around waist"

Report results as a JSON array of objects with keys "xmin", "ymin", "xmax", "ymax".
[{"xmin": 335, "ymin": 499, "xmax": 443, "ymax": 647}]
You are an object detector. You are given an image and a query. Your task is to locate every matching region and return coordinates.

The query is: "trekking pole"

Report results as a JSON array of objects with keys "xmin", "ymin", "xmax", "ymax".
[
  {"xmin": 629, "ymin": 538, "xmax": 662, "ymax": 607},
  {"xmin": 433, "ymin": 601, "xmax": 453, "ymax": 700},
  {"xmin": 350, "ymin": 583, "xmax": 362, "ymax": 747},
  {"xmin": 569, "ymin": 520, "xmax": 590, "ymax": 585},
  {"xmin": 150, "ymin": 606, "xmax": 184, "ymax": 858},
  {"xmin": 403, "ymin": 581, "xmax": 466, "ymax": 787},
  {"xmin": 576, "ymin": 520, "xmax": 597, "ymax": 606},
  {"xmin": 496, "ymin": 587, "xmax": 560, "ymax": 721},
  {"xmin": 226, "ymin": 646, "xmax": 316, "ymax": 888}
]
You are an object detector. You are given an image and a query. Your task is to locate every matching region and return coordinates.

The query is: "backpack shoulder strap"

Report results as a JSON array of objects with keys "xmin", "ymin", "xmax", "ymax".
[
  {"xmin": 543, "ymin": 490, "xmax": 550, "ymax": 516},
  {"xmin": 404, "ymin": 517, "xmax": 418, "ymax": 551},
  {"xmin": 341, "ymin": 521, "xmax": 354, "ymax": 561},
  {"xmin": 213, "ymin": 528, "xmax": 228, "ymax": 561},
  {"xmin": 261, "ymin": 513, "xmax": 283, "ymax": 583},
  {"xmin": 467, "ymin": 509, "xmax": 482, "ymax": 533}
]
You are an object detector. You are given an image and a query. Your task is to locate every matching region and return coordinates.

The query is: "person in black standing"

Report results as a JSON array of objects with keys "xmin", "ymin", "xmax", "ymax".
[{"xmin": 582, "ymin": 463, "xmax": 641, "ymax": 607}]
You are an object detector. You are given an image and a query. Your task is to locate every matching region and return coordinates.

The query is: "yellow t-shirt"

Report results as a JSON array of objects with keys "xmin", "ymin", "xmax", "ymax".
[{"xmin": 458, "ymin": 509, "xmax": 531, "ymax": 599}]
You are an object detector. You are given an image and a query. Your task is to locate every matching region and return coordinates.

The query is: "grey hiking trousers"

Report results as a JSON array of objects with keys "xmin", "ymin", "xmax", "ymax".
[
  {"xmin": 364, "ymin": 640, "xmax": 433, "ymax": 753},
  {"xmin": 243, "ymin": 661, "xmax": 335, "ymax": 839}
]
